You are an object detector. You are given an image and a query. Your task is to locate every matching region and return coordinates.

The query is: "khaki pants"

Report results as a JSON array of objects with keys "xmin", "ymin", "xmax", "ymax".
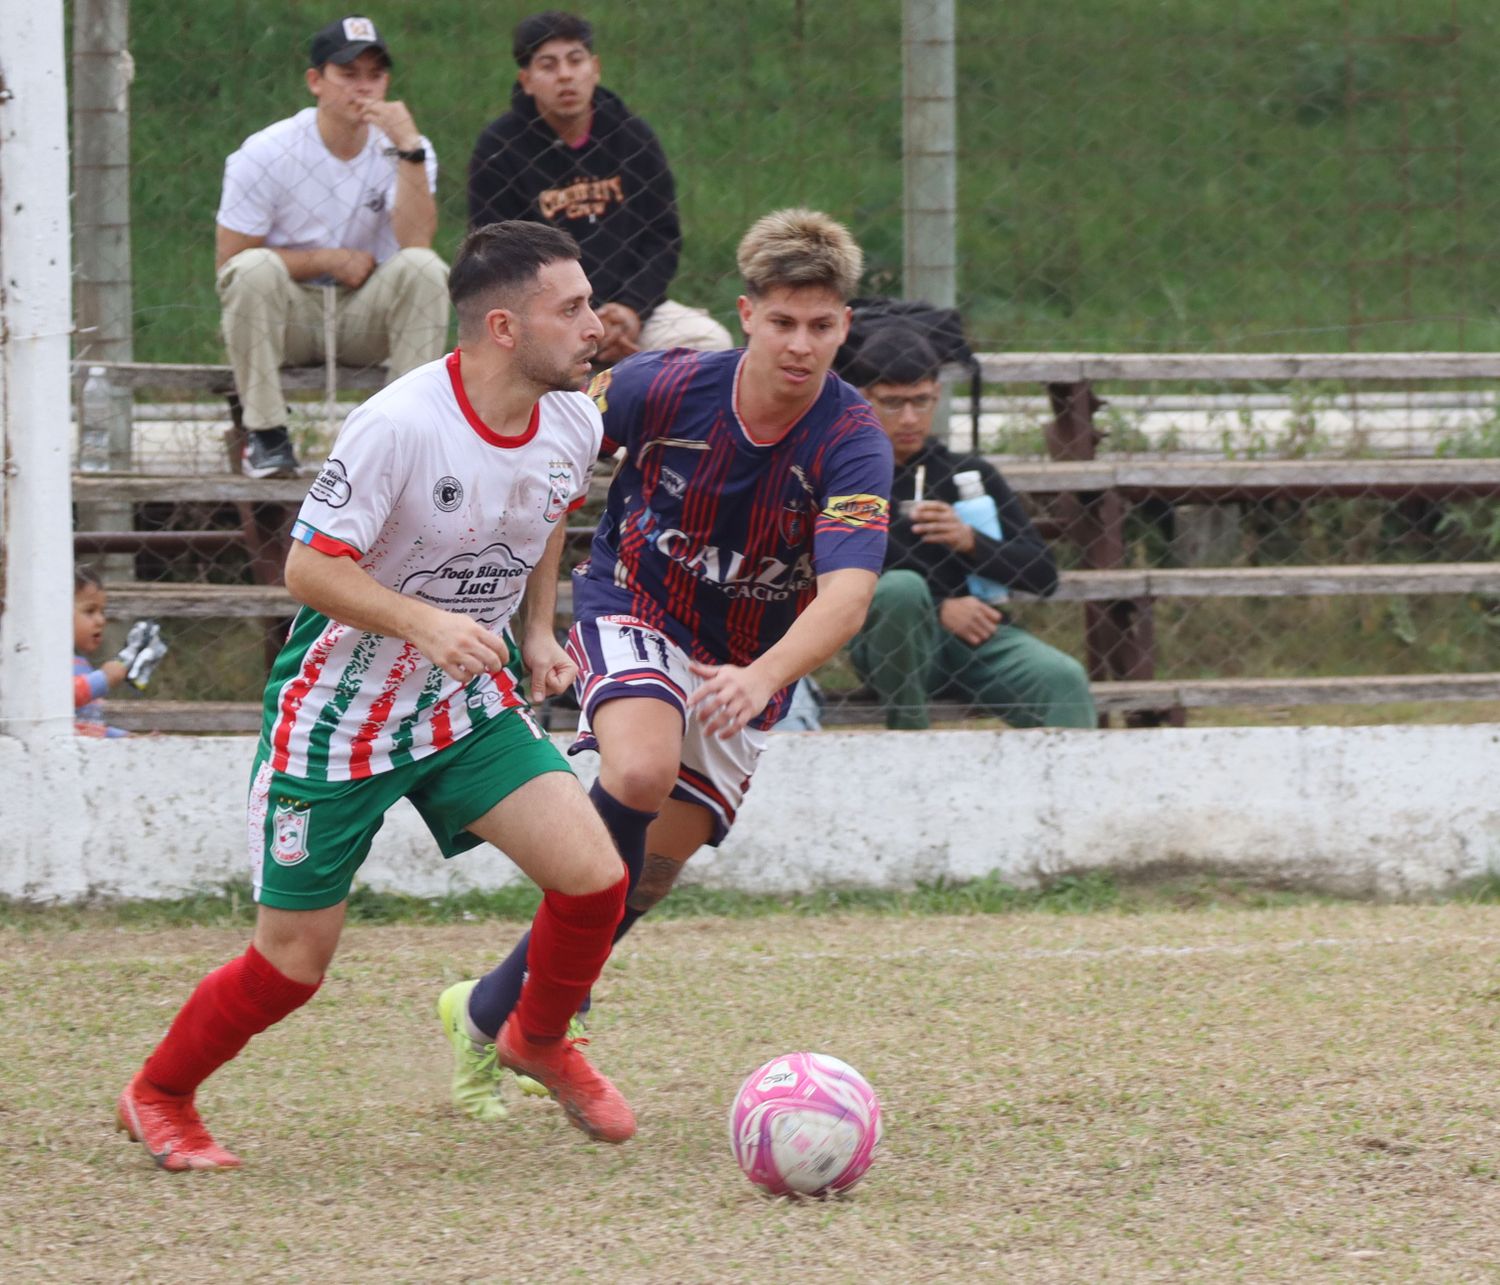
[
  {"xmin": 217, "ymin": 247, "xmax": 450, "ymax": 430},
  {"xmin": 638, "ymin": 299, "xmax": 734, "ymax": 352}
]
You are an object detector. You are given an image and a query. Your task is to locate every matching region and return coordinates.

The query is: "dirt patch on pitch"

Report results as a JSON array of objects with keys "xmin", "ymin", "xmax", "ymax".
[{"xmin": 3, "ymin": 904, "xmax": 1500, "ymax": 1281}]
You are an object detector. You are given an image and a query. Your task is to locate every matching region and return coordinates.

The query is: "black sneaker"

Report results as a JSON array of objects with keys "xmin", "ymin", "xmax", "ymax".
[{"xmin": 242, "ymin": 427, "xmax": 299, "ymax": 479}]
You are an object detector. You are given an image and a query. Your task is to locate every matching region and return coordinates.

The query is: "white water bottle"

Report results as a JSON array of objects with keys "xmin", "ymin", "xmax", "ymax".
[
  {"xmin": 952, "ymin": 469, "xmax": 1009, "ymax": 604},
  {"xmin": 79, "ymin": 365, "xmax": 127, "ymax": 472}
]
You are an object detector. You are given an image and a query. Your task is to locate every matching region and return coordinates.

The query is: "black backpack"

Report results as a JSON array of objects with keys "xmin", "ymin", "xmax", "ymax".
[{"xmin": 834, "ymin": 297, "xmax": 984, "ymax": 449}]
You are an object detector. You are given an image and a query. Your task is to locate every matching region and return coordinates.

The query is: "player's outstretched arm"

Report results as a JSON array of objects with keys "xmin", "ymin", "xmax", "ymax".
[
  {"xmin": 687, "ymin": 568, "xmax": 878, "ymax": 739},
  {"xmin": 517, "ymin": 517, "xmax": 577, "ymax": 702},
  {"xmin": 284, "ymin": 542, "xmax": 506, "ymax": 684}
]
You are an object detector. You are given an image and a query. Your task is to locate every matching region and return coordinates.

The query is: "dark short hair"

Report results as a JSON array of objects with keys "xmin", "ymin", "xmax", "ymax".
[
  {"xmin": 846, "ymin": 326, "xmax": 942, "ymax": 389},
  {"xmin": 513, "ymin": 11, "xmax": 593, "ymax": 66},
  {"xmin": 449, "ymin": 221, "xmax": 583, "ymax": 336},
  {"xmin": 74, "ymin": 563, "xmax": 102, "ymax": 593}
]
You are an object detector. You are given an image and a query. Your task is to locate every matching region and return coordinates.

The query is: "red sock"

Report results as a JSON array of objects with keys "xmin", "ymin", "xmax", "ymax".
[
  {"xmin": 514, "ymin": 874, "xmax": 626, "ymax": 1042},
  {"xmin": 141, "ymin": 944, "xmax": 320, "ymax": 1096}
]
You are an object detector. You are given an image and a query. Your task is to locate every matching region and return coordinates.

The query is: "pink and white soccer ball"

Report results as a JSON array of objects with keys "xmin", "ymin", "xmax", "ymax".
[{"xmin": 728, "ymin": 1051, "xmax": 882, "ymax": 1196}]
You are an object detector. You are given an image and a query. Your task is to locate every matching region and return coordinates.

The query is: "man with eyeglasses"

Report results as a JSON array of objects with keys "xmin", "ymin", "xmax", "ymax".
[{"xmin": 842, "ymin": 327, "xmax": 1096, "ymax": 730}]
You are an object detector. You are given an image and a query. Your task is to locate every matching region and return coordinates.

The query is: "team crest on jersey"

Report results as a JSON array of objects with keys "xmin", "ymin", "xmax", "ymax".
[
  {"xmin": 660, "ymin": 466, "xmax": 687, "ymax": 499},
  {"xmin": 434, "ymin": 475, "xmax": 464, "ymax": 512},
  {"xmin": 544, "ymin": 468, "xmax": 573, "ymax": 522},
  {"xmin": 588, "ymin": 368, "xmax": 612, "ymax": 415},
  {"xmin": 310, "ymin": 458, "xmax": 351, "ymax": 508},
  {"xmin": 780, "ymin": 500, "xmax": 808, "ymax": 545},
  {"xmin": 822, "ymin": 493, "xmax": 889, "ymax": 527},
  {"xmin": 271, "ymin": 800, "xmax": 310, "ymax": 867}
]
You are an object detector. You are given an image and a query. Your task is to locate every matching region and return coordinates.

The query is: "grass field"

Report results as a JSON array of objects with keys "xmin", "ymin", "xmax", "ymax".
[
  {"xmin": 6, "ymin": 896, "xmax": 1500, "ymax": 1281},
  {"xmin": 122, "ymin": 1, "xmax": 1500, "ymax": 363}
]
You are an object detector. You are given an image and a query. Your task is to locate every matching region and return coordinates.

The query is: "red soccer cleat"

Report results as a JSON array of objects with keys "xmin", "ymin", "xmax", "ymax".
[
  {"xmin": 116, "ymin": 1072, "xmax": 242, "ymax": 1171},
  {"xmin": 495, "ymin": 1016, "xmax": 636, "ymax": 1143}
]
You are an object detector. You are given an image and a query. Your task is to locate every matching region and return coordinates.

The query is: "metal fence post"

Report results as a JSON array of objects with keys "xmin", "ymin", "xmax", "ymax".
[
  {"xmin": 1, "ymin": 0, "xmax": 77, "ymax": 742},
  {"xmin": 71, "ymin": 0, "xmax": 134, "ymax": 580},
  {"xmin": 903, "ymin": 0, "xmax": 958, "ymax": 443},
  {"xmin": 72, "ymin": 0, "xmax": 132, "ymax": 367}
]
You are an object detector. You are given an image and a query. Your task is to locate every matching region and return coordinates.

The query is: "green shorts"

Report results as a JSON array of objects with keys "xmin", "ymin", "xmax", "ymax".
[{"xmin": 247, "ymin": 705, "xmax": 571, "ymax": 910}]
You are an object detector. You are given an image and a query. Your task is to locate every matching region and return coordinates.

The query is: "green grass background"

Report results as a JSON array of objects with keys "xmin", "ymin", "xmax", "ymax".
[{"xmin": 120, "ymin": 0, "xmax": 1500, "ymax": 363}]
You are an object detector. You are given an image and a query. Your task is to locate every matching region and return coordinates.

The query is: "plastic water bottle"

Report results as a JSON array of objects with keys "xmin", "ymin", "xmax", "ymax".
[
  {"xmin": 952, "ymin": 469, "xmax": 1009, "ymax": 604},
  {"xmin": 79, "ymin": 365, "xmax": 128, "ymax": 472}
]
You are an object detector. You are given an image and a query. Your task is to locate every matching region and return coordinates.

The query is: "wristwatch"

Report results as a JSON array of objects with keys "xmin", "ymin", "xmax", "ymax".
[{"xmin": 392, "ymin": 146, "xmax": 427, "ymax": 163}]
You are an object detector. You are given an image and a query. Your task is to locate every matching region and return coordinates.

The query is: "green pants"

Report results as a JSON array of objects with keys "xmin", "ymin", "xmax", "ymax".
[{"xmin": 849, "ymin": 570, "xmax": 1098, "ymax": 730}]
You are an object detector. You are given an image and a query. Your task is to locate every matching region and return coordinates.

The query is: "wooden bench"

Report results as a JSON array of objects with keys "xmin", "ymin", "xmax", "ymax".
[
  {"xmin": 73, "ymin": 359, "xmax": 386, "ymax": 397},
  {"xmin": 80, "ymin": 348, "xmax": 1500, "ymax": 731},
  {"xmin": 71, "ymin": 360, "xmax": 387, "ymax": 613},
  {"xmin": 104, "ymin": 670, "xmax": 1500, "ymax": 735},
  {"xmin": 97, "ymin": 561, "xmax": 1500, "ymax": 621},
  {"xmin": 97, "ymin": 552, "xmax": 1500, "ymax": 732}
]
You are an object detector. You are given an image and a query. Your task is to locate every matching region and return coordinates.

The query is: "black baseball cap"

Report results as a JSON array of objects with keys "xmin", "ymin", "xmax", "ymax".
[{"xmin": 309, "ymin": 16, "xmax": 392, "ymax": 69}]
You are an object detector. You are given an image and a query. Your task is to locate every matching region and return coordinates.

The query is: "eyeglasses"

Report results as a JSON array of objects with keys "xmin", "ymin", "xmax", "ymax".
[{"xmin": 870, "ymin": 393, "xmax": 940, "ymax": 413}]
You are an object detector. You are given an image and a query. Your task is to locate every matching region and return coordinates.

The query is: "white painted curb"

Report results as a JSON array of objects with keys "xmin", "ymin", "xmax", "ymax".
[{"xmin": 3, "ymin": 725, "xmax": 1498, "ymax": 902}]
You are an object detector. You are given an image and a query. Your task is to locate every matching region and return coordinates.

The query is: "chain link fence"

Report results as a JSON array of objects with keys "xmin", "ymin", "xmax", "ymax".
[{"xmin": 66, "ymin": 0, "xmax": 1500, "ymax": 727}]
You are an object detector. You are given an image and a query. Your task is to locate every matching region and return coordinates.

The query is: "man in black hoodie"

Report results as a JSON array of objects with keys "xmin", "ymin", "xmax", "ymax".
[
  {"xmin": 468, "ymin": 11, "xmax": 731, "ymax": 364},
  {"xmin": 843, "ymin": 327, "xmax": 1097, "ymax": 730}
]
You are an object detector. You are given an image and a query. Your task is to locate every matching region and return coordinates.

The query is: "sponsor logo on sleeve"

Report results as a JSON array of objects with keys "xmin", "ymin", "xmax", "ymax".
[
  {"xmin": 310, "ymin": 458, "xmax": 352, "ymax": 508},
  {"xmin": 271, "ymin": 800, "xmax": 310, "ymax": 866},
  {"xmin": 821, "ymin": 494, "xmax": 889, "ymax": 527},
  {"xmin": 433, "ymin": 476, "xmax": 464, "ymax": 512},
  {"xmin": 588, "ymin": 368, "xmax": 612, "ymax": 415}
]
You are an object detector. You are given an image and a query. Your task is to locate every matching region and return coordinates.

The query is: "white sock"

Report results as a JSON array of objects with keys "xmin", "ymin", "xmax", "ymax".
[{"xmin": 462, "ymin": 1005, "xmax": 494, "ymax": 1047}]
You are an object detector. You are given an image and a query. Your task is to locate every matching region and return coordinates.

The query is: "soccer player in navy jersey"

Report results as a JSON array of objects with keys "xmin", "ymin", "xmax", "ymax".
[{"xmin": 439, "ymin": 209, "xmax": 894, "ymax": 1118}]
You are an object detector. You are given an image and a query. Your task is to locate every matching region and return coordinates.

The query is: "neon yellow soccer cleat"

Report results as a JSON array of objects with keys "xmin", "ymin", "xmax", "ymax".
[{"xmin": 436, "ymin": 980, "xmax": 509, "ymax": 1122}]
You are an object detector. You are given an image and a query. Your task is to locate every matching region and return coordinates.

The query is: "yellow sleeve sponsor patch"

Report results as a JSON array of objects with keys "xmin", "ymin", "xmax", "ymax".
[
  {"xmin": 820, "ymin": 494, "xmax": 890, "ymax": 527},
  {"xmin": 588, "ymin": 368, "xmax": 613, "ymax": 415}
]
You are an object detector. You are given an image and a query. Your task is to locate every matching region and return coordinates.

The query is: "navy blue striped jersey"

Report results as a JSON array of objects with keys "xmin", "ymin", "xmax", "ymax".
[{"xmin": 575, "ymin": 348, "xmax": 893, "ymax": 720}]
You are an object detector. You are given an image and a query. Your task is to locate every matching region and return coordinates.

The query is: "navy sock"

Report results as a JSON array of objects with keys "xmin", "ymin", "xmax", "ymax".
[
  {"xmin": 466, "ymin": 781, "xmax": 657, "ymax": 1038},
  {"xmin": 467, "ymin": 928, "xmax": 532, "ymax": 1040},
  {"xmin": 588, "ymin": 780, "xmax": 656, "ymax": 928}
]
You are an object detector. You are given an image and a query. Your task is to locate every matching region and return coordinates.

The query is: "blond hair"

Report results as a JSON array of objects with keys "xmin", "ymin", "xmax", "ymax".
[{"xmin": 736, "ymin": 208, "xmax": 863, "ymax": 301}]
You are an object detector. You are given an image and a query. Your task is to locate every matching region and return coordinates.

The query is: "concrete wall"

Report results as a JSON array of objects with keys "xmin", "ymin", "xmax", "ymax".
[{"xmin": 3, "ymin": 725, "xmax": 1498, "ymax": 903}]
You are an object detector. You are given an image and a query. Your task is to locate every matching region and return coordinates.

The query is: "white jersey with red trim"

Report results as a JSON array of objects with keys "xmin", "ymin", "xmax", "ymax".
[{"xmin": 261, "ymin": 351, "xmax": 600, "ymax": 782}]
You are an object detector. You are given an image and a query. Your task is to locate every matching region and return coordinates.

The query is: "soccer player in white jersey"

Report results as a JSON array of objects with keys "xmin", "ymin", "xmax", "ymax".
[{"xmin": 116, "ymin": 222, "xmax": 637, "ymax": 1170}]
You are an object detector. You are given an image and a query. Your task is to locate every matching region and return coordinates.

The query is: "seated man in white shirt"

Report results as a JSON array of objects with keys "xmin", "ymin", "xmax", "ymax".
[{"xmin": 215, "ymin": 15, "xmax": 449, "ymax": 477}]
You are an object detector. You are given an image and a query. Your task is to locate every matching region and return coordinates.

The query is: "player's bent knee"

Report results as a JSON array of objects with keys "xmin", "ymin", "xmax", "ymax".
[
  {"xmin": 542, "ymin": 843, "xmax": 629, "ymax": 897},
  {"xmin": 601, "ymin": 757, "xmax": 679, "ymax": 813},
  {"xmin": 252, "ymin": 901, "xmax": 344, "ymax": 985}
]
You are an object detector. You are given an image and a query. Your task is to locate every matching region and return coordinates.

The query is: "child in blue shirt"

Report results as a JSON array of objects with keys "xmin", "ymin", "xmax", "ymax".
[{"xmin": 73, "ymin": 564, "xmax": 167, "ymax": 737}]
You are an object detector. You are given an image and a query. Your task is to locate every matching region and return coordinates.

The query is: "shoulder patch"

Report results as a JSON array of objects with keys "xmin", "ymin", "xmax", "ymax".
[
  {"xmin": 821, "ymin": 494, "xmax": 889, "ymax": 527},
  {"xmin": 588, "ymin": 368, "xmax": 613, "ymax": 415}
]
